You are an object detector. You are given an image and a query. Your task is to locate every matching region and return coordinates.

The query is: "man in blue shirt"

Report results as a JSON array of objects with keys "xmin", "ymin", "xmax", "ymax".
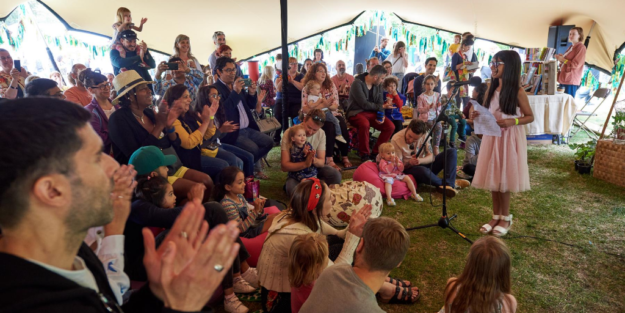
[{"xmin": 369, "ymin": 37, "xmax": 391, "ymax": 61}]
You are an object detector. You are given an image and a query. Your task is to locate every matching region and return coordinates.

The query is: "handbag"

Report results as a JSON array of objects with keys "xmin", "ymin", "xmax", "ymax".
[
  {"xmin": 252, "ymin": 109, "xmax": 281, "ymax": 134},
  {"xmin": 244, "ymin": 177, "xmax": 260, "ymax": 201}
]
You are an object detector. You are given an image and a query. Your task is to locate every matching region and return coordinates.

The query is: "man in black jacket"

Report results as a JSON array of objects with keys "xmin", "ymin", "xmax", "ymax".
[
  {"xmin": 0, "ymin": 98, "xmax": 239, "ymax": 313},
  {"xmin": 110, "ymin": 30, "xmax": 156, "ymax": 87}
]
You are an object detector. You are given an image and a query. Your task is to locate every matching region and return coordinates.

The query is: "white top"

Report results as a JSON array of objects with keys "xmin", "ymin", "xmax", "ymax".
[
  {"xmin": 102, "ymin": 107, "xmax": 116, "ymax": 119},
  {"xmin": 257, "ymin": 211, "xmax": 361, "ymax": 292},
  {"xmin": 84, "ymin": 230, "xmax": 129, "ymax": 305},
  {"xmin": 28, "ymin": 256, "xmax": 99, "ymax": 292},
  {"xmin": 387, "ymin": 53, "xmax": 407, "ymax": 74}
]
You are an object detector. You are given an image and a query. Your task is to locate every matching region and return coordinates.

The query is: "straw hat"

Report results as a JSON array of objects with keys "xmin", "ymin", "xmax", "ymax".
[{"xmin": 112, "ymin": 70, "xmax": 154, "ymax": 101}]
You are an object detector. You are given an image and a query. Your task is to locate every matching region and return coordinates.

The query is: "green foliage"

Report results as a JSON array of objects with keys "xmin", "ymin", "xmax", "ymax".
[{"xmin": 568, "ymin": 139, "xmax": 597, "ymax": 163}]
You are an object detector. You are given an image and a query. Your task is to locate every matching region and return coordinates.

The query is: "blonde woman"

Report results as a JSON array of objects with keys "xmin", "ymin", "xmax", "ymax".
[
  {"xmin": 172, "ymin": 34, "xmax": 203, "ymax": 73},
  {"xmin": 258, "ymin": 65, "xmax": 276, "ymax": 107},
  {"xmin": 387, "ymin": 41, "xmax": 410, "ymax": 90}
]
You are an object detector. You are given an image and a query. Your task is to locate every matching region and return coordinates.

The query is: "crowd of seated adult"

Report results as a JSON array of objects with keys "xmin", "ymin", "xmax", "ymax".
[{"xmin": 0, "ymin": 24, "xmax": 528, "ymax": 313}]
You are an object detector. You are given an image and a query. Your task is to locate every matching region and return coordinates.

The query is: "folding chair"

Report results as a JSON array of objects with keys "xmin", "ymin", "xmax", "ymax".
[{"xmin": 569, "ymin": 88, "xmax": 611, "ymax": 140}]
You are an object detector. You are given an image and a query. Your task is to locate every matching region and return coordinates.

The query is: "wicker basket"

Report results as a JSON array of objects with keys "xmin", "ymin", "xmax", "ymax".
[{"xmin": 593, "ymin": 139, "xmax": 625, "ymax": 187}]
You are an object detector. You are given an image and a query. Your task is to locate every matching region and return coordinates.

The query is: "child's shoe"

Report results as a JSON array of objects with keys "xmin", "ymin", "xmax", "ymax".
[
  {"xmin": 386, "ymin": 199, "xmax": 396, "ymax": 206},
  {"xmin": 335, "ymin": 135, "xmax": 347, "ymax": 144},
  {"xmin": 411, "ymin": 193, "xmax": 424, "ymax": 202}
]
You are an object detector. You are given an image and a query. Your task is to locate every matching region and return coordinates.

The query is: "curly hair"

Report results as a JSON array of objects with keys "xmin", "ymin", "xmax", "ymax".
[{"xmin": 301, "ymin": 63, "xmax": 334, "ymax": 91}]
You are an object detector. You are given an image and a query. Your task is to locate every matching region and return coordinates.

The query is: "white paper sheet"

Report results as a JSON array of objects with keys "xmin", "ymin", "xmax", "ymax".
[{"xmin": 473, "ymin": 104, "xmax": 502, "ymax": 137}]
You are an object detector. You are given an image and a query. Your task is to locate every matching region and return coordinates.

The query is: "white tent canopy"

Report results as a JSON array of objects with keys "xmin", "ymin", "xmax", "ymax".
[{"xmin": 2, "ymin": 0, "xmax": 623, "ymax": 72}]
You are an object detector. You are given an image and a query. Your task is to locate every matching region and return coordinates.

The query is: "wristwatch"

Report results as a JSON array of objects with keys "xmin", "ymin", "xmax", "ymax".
[{"xmin": 9, "ymin": 85, "xmax": 18, "ymax": 90}]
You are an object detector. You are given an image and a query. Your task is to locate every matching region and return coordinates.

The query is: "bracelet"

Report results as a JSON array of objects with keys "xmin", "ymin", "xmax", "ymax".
[
  {"xmin": 210, "ymin": 115, "xmax": 215, "ymax": 120},
  {"xmin": 9, "ymin": 85, "xmax": 18, "ymax": 90},
  {"xmin": 166, "ymin": 127, "xmax": 176, "ymax": 134},
  {"xmin": 515, "ymin": 118, "xmax": 519, "ymax": 125}
]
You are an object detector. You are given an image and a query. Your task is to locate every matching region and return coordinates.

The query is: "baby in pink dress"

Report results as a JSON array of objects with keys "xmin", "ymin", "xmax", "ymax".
[{"xmin": 377, "ymin": 143, "xmax": 423, "ymax": 206}]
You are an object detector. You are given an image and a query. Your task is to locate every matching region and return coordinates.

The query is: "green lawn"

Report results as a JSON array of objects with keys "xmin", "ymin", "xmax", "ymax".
[{"xmin": 226, "ymin": 132, "xmax": 625, "ymax": 313}]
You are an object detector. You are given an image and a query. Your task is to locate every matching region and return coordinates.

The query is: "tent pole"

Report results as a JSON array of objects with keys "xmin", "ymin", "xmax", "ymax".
[
  {"xmin": 584, "ymin": 21, "xmax": 596, "ymax": 48},
  {"xmin": 280, "ymin": 0, "xmax": 288, "ymax": 133},
  {"xmin": 376, "ymin": 11, "xmax": 380, "ymax": 48},
  {"xmin": 599, "ymin": 68, "xmax": 625, "ymax": 139}
]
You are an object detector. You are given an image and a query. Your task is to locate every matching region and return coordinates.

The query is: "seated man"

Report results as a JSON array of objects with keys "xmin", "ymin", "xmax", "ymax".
[
  {"xmin": 331, "ymin": 60, "xmax": 354, "ymax": 111},
  {"xmin": 281, "ymin": 109, "xmax": 342, "ymax": 197},
  {"xmin": 346, "ymin": 65, "xmax": 395, "ymax": 161},
  {"xmin": 0, "ymin": 98, "xmax": 239, "ymax": 312},
  {"xmin": 391, "ymin": 119, "xmax": 470, "ymax": 198},
  {"xmin": 24, "ymin": 78, "xmax": 65, "ymax": 99},
  {"xmin": 300, "ymin": 217, "xmax": 412, "ymax": 313}
]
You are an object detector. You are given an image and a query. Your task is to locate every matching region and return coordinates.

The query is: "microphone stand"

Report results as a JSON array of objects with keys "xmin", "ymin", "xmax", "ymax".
[{"xmin": 405, "ymin": 86, "xmax": 473, "ymax": 244}]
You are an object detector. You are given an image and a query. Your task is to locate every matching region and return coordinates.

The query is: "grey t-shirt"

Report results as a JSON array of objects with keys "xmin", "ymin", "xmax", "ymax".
[{"xmin": 299, "ymin": 264, "xmax": 385, "ymax": 313}]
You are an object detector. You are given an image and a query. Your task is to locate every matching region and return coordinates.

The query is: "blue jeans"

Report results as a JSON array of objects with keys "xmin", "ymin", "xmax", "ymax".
[
  {"xmin": 561, "ymin": 84, "xmax": 579, "ymax": 97},
  {"xmin": 221, "ymin": 143, "xmax": 255, "ymax": 177},
  {"xmin": 448, "ymin": 114, "xmax": 467, "ymax": 142},
  {"xmin": 200, "ymin": 155, "xmax": 229, "ymax": 183},
  {"xmin": 235, "ymin": 128, "xmax": 274, "ymax": 163},
  {"xmin": 215, "ymin": 147, "xmax": 243, "ymax": 171},
  {"xmin": 404, "ymin": 148, "xmax": 458, "ymax": 188}
]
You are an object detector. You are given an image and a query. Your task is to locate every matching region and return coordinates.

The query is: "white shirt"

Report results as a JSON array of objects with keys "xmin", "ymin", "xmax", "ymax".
[
  {"xmin": 387, "ymin": 54, "xmax": 407, "ymax": 74},
  {"xmin": 84, "ymin": 229, "xmax": 129, "ymax": 305},
  {"xmin": 28, "ymin": 256, "xmax": 99, "ymax": 292},
  {"xmin": 102, "ymin": 107, "xmax": 116, "ymax": 119}
]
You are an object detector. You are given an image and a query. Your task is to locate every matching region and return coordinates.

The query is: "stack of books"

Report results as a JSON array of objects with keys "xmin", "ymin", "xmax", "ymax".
[{"xmin": 525, "ymin": 47, "xmax": 556, "ymax": 62}]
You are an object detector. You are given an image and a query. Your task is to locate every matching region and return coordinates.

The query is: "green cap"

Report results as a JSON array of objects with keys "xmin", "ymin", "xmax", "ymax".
[{"xmin": 128, "ymin": 146, "xmax": 177, "ymax": 175}]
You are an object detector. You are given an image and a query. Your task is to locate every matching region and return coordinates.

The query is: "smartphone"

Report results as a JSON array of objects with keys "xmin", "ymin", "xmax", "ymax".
[
  {"xmin": 165, "ymin": 62, "xmax": 179, "ymax": 70},
  {"xmin": 242, "ymin": 78, "xmax": 252, "ymax": 87},
  {"xmin": 13, "ymin": 60, "xmax": 21, "ymax": 71}
]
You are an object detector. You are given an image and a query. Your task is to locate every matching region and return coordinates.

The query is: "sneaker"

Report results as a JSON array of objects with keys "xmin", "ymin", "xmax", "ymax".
[
  {"xmin": 459, "ymin": 142, "xmax": 466, "ymax": 149},
  {"xmin": 233, "ymin": 277, "xmax": 257, "ymax": 294},
  {"xmin": 449, "ymin": 142, "xmax": 456, "ymax": 148},
  {"xmin": 436, "ymin": 185, "xmax": 458, "ymax": 198},
  {"xmin": 386, "ymin": 199, "xmax": 396, "ymax": 206},
  {"xmin": 455, "ymin": 179, "xmax": 471, "ymax": 189},
  {"xmin": 241, "ymin": 268, "xmax": 260, "ymax": 289},
  {"xmin": 458, "ymin": 137, "xmax": 467, "ymax": 143},
  {"xmin": 411, "ymin": 194, "xmax": 424, "ymax": 202},
  {"xmin": 335, "ymin": 135, "xmax": 347, "ymax": 144},
  {"xmin": 224, "ymin": 295, "xmax": 249, "ymax": 313}
]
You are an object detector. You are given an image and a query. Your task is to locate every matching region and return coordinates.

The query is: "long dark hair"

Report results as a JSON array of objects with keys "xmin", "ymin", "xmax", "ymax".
[
  {"xmin": 288, "ymin": 179, "xmax": 328, "ymax": 233},
  {"xmin": 213, "ymin": 166, "xmax": 243, "ymax": 202},
  {"xmin": 484, "ymin": 50, "xmax": 521, "ymax": 115},
  {"xmin": 135, "ymin": 175, "xmax": 169, "ymax": 207},
  {"xmin": 474, "ymin": 83, "xmax": 488, "ymax": 105},
  {"xmin": 196, "ymin": 85, "xmax": 226, "ymax": 124}
]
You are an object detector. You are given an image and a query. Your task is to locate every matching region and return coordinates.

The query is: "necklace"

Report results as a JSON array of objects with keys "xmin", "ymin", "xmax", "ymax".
[{"xmin": 132, "ymin": 111, "xmax": 145, "ymax": 124}]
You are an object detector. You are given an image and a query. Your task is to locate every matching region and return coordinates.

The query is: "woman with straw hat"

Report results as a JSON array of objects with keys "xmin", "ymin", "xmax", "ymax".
[{"xmin": 108, "ymin": 70, "xmax": 215, "ymax": 202}]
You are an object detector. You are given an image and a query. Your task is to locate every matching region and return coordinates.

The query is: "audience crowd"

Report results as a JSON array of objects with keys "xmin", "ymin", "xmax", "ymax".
[{"xmin": 0, "ymin": 12, "xmax": 527, "ymax": 312}]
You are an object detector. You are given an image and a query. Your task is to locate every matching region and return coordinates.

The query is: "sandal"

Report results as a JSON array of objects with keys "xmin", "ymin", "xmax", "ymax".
[
  {"xmin": 342, "ymin": 157, "xmax": 353, "ymax": 168},
  {"xmin": 493, "ymin": 214, "xmax": 513, "ymax": 237},
  {"xmin": 237, "ymin": 289, "xmax": 262, "ymax": 302},
  {"xmin": 254, "ymin": 172, "xmax": 269, "ymax": 180},
  {"xmin": 480, "ymin": 215, "xmax": 500, "ymax": 234},
  {"xmin": 380, "ymin": 285, "xmax": 420, "ymax": 304},
  {"xmin": 387, "ymin": 277, "xmax": 411, "ymax": 287}
]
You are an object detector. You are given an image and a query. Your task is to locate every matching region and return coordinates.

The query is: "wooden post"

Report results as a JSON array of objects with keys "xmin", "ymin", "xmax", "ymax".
[{"xmin": 599, "ymin": 70, "xmax": 625, "ymax": 139}]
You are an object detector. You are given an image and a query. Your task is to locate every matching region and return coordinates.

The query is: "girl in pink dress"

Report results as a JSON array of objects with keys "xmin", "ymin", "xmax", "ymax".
[
  {"xmin": 471, "ymin": 51, "xmax": 534, "ymax": 237},
  {"xmin": 377, "ymin": 143, "xmax": 423, "ymax": 206}
]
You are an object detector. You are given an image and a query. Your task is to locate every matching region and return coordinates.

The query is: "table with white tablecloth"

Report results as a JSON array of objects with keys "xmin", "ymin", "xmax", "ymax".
[{"xmin": 524, "ymin": 94, "xmax": 577, "ymax": 136}]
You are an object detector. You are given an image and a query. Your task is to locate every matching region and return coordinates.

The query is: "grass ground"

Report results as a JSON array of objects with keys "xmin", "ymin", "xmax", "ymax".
[{"xmin": 224, "ymin": 130, "xmax": 625, "ymax": 313}]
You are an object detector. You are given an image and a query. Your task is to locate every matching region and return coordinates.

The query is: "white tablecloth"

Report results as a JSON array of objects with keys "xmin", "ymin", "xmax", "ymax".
[{"xmin": 525, "ymin": 94, "xmax": 577, "ymax": 136}]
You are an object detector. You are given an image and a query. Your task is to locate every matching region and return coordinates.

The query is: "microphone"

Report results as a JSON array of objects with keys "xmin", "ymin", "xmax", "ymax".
[{"xmin": 451, "ymin": 76, "xmax": 483, "ymax": 87}]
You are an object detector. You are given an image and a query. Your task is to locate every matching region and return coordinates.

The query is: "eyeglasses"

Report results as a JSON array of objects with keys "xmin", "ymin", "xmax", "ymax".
[
  {"xmin": 222, "ymin": 68, "xmax": 236, "ymax": 73},
  {"xmin": 490, "ymin": 61, "xmax": 504, "ymax": 67},
  {"xmin": 0, "ymin": 56, "xmax": 13, "ymax": 61},
  {"xmin": 209, "ymin": 94, "xmax": 221, "ymax": 99},
  {"xmin": 315, "ymin": 70, "xmax": 326, "ymax": 73},
  {"xmin": 51, "ymin": 92, "xmax": 66, "ymax": 99},
  {"xmin": 311, "ymin": 115, "xmax": 325, "ymax": 123},
  {"xmin": 92, "ymin": 83, "xmax": 112, "ymax": 89},
  {"xmin": 214, "ymin": 31, "xmax": 224, "ymax": 35}
]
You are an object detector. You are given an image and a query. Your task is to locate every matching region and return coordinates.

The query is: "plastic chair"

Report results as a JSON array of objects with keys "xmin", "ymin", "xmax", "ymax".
[{"xmin": 569, "ymin": 88, "xmax": 611, "ymax": 140}]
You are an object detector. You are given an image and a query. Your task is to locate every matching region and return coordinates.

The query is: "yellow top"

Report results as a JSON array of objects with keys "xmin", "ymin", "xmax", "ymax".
[
  {"xmin": 172, "ymin": 119, "xmax": 219, "ymax": 157},
  {"xmin": 449, "ymin": 43, "xmax": 460, "ymax": 55}
]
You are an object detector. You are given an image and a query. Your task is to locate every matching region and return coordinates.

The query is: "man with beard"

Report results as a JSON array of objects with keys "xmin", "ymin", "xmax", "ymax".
[
  {"xmin": 331, "ymin": 60, "xmax": 354, "ymax": 110},
  {"xmin": 412, "ymin": 57, "xmax": 441, "ymax": 102},
  {"xmin": 110, "ymin": 30, "xmax": 155, "ymax": 87},
  {"xmin": 0, "ymin": 98, "xmax": 240, "ymax": 312},
  {"xmin": 208, "ymin": 31, "xmax": 226, "ymax": 71}
]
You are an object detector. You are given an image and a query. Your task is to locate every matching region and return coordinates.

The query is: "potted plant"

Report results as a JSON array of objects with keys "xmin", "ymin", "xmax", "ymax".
[
  {"xmin": 569, "ymin": 139, "xmax": 597, "ymax": 174},
  {"xmin": 611, "ymin": 110, "xmax": 625, "ymax": 144}
]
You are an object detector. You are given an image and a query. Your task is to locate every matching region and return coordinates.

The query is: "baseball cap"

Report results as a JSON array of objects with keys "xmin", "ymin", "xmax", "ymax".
[
  {"xmin": 129, "ymin": 146, "xmax": 177, "ymax": 175},
  {"xmin": 119, "ymin": 30, "xmax": 137, "ymax": 41}
]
